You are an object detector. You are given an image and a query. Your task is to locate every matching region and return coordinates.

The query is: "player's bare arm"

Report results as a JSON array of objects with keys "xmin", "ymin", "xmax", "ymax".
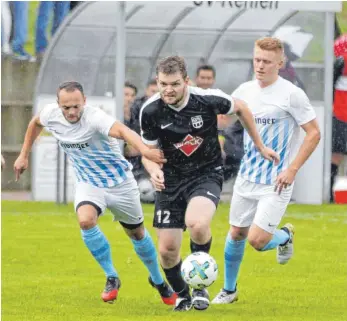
[
  {"xmin": 141, "ymin": 144, "xmax": 165, "ymax": 191},
  {"xmin": 233, "ymin": 97, "xmax": 280, "ymax": 164},
  {"xmin": 108, "ymin": 121, "xmax": 166, "ymax": 165},
  {"xmin": 14, "ymin": 115, "xmax": 44, "ymax": 181},
  {"xmin": 275, "ymin": 118, "xmax": 320, "ymax": 194}
]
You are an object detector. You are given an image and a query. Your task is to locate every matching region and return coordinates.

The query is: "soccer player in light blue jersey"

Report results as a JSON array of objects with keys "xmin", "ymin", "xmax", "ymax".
[
  {"xmin": 14, "ymin": 81, "xmax": 177, "ymax": 305},
  {"xmin": 212, "ymin": 37, "xmax": 321, "ymax": 304}
]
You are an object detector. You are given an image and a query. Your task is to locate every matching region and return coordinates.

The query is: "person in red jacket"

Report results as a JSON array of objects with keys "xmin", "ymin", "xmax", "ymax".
[{"xmin": 331, "ymin": 34, "xmax": 347, "ymax": 202}]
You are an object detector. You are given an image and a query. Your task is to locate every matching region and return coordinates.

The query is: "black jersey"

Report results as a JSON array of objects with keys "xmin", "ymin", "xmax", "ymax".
[{"xmin": 140, "ymin": 86, "xmax": 235, "ymax": 176}]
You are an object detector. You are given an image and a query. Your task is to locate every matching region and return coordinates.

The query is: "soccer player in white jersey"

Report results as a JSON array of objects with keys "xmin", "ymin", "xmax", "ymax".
[
  {"xmin": 13, "ymin": 81, "xmax": 177, "ymax": 305},
  {"xmin": 212, "ymin": 37, "xmax": 321, "ymax": 304}
]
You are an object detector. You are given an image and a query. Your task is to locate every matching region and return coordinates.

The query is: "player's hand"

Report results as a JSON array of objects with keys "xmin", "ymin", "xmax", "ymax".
[
  {"xmin": 259, "ymin": 146, "xmax": 280, "ymax": 165},
  {"xmin": 143, "ymin": 148, "xmax": 167, "ymax": 165},
  {"xmin": 150, "ymin": 169, "xmax": 165, "ymax": 191},
  {"xmin": 275, "ymin": 168, "xmax": 297, "ymax": 195},
  {"xmin": 13, "ymin": 155, "xmax": 29, "ymax": 181}
]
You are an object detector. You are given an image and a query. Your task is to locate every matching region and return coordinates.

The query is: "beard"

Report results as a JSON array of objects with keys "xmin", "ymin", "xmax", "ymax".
[
  {"xmin": 64, "ymin": 109, "xmax": 83, "ymax": 124},
  {"xmin": 161, "ymin": 88, "xmax": 186, "ymax": 107}
]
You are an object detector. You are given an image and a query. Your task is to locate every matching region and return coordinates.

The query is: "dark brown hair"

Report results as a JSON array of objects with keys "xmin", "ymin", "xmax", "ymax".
[
  {"xmin": 196, "ymin": 64, "xmax": 216, "ymax": 78},
  {"xmin": 124, "ymin": 81, "xmax": 138, "ymax": 95},
  {"xmin": 156, "ymin": 56, "xmax": 187, "ymax": 78},
  {"xmin": 57, "ymin": 81, "xmax": 84, "ymax": 98}
]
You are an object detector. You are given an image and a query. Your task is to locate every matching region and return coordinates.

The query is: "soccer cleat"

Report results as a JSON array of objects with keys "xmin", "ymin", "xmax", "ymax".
[
  {"xmin": 101, "ymin": 276, "xmax": 121, "ymax": 303},
  {"xmin": 173, "ymin": 295, "xmax": 193, "ymax": 312},
  {"xmin": 148, "ymin": 277, "xmax": 178, "ymax": 305},
  {"xmin": 211, "ymin": 288, "xmax": 238, "ymax": 304},
  {"xmin": 277, "ymin": 223, "xmax": 295, "ymax": 265},
  {"xmin": 192, "ymin": 288, "xmax": 210, "ymax": 310}
]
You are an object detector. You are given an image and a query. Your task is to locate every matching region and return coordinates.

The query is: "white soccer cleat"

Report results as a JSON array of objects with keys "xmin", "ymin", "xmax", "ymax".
[
  {"xmin": 211, "ymin": 289, "xmax": 238, "ymax": 304},
  {"xmin": 277, "ymin": 223, "xmax": 295, "ymax": 265}
]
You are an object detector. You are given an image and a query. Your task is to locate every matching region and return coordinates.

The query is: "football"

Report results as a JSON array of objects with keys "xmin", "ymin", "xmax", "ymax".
[{"xmin": 181, "ymin": 252, "xmax": 218, "ymax": 289}]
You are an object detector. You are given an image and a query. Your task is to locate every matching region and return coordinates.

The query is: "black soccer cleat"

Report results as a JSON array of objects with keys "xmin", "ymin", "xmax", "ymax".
[
  {"xmin": 173, "ymin": 294, "xmax": 193, "ymax": 312},
  {"xmin": 101, "ymin": 276, "xmax": 121, "ymax": 303},
  {"xmin": 148, "ymin": 276, "xmax": 178, "ymax": 305},
  {"xmin": 192, "ymin": 288, "xmax": 210, "ymax": 310}
]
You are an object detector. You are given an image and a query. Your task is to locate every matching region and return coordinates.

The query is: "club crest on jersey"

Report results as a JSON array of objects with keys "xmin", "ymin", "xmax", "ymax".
[
  {"xmin": 191, "ymin": 115, "xmax": 203, "ymax": 129},
  {"xmin": 174, "ymin": 134, "xmax": 203, "ymax": 157}
]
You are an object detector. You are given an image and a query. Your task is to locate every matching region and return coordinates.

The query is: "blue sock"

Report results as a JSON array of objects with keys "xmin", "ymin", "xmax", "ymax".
[
  {"xmin": 131, "ymin": 229, "xmax": 164, "ymax": 285},
  {"xmin": 260, "ymin": 229, "xmax": 290, "ymax": 251},
  {"xmin": 81, "ymin": 226, "xmax": 118, "ymax": 278},
  {"xmin": 224, "ymin": 235, "xmax": 246, "ymax": 292}
]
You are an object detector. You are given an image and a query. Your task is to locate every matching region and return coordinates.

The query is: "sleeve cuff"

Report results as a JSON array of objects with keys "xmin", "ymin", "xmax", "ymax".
[
  {"xmin": 141, "ymin": 136, "xmax": 158, "ymax": 146},
  {"xmin": 298, "ymin": 114, "xmax": 316, "ymax": 126},
  {"xmin": 227, "ymin": 98, "xmax": 235, "ymax": 114}
]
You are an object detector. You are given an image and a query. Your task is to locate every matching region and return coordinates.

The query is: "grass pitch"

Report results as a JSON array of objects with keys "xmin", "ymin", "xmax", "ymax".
[{"xmin": 2, "ymin": 201, "xmax": 347, "ymax": 321}]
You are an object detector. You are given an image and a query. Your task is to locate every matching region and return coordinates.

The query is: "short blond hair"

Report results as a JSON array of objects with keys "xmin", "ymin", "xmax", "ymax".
[{"xmin": 255, "ymin": 37, "xmax": 284, "ymax": 54}]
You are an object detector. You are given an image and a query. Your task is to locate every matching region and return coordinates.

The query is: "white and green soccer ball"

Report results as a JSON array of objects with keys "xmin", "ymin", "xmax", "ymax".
[{"xmin": 181, "ymin": 252, "xmax": 218, "ymax": 289}]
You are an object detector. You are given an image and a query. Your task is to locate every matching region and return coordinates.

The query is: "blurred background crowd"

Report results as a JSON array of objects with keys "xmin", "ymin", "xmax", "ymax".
[{"xmin": 1, "ymin": 1, "xmax": 81, "ymax": 61}]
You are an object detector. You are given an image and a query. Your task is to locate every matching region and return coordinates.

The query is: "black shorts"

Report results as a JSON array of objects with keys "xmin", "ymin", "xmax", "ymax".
[
  {"xmin": 154, "ymin": 168, "xmax": 223, "ymax": 229},
  {"xmin": 332, "ymin": 117, "xmax": 347, "ymax": 154}
]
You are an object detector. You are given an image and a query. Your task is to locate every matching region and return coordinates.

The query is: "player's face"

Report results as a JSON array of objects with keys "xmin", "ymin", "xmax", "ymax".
[
  {"xmin": 253, "ymin": 46, "xmax": 283, "ymax": 86},
  {"xmin": 57, "ymin": 89, "xmax": 86, "ymax": 124},
  {"xmin": 124, "ymin": 86, "xmax": 136, "ymax": 108},
  {"xmin": 157, "ymin": 72, "xmax": 189, "ymax": 106},
  {"xmin": 195, "ymin": 70, "xmax": 215, "ymax": 89}
]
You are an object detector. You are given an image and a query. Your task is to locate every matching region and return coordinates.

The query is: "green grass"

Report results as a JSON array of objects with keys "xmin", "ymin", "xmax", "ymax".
[
  {"xmin": 337, "ymin": 1, "xmax": 347, "ymax": 33},
  {"xmin": 2, "ymin": 201, "xmax": 347, "ymax": 321}
]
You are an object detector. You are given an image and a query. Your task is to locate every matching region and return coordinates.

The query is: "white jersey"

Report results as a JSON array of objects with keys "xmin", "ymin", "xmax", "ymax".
[
  {"xmin": 39, "ymin": 103, "xmax": 131, "ymax": 188},
  {"xmin": 233, "ymin": 77, "xmax": 316, "ymax": 185}
]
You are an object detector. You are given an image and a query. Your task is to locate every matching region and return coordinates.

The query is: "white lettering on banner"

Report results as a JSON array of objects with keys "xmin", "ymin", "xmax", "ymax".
[
  {"xmin": 193, "ymin": 1, "xmax": 279, "ymax": 10},
  {"xmin": 191, "ymin": 1, "xmax": 342, "ymax": 12}
]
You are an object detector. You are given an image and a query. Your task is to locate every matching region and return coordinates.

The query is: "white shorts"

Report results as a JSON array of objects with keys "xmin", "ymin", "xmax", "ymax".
[
  {"xmin": 74, "ymin": 172, "xmax": 144, "ymax": 225},
  {"xmin": 229, "ymin": 175, "xmax": 293, "ymax": 234}
]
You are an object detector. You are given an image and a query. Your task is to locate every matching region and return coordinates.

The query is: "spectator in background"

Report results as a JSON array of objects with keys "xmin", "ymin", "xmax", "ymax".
[
  {"xmin": 11, "ymin": 1, "xmax": 35, "ymax": 61},
  {"xmin": 195, "ymin": 64, "xmax": 216, "ymax": 89},
  {"xmin": 123, "ymin": 81, "xmax": 137, "ymax": 123},
  {"xmin": 123, "ymin": 81, "xmax": 139, "ymax": 170},
  {"xmin": 331, "ymin": 34, "xmax": 347, "ymax": 202},
  {"xmin": 122, "ymin": 81, "xmax": 156, "ymax": 203},
  {"xmin": 1, "ymin": 1, "xmax": 12, "ymax": 56},
  {"xmin": 35, "ymin": 1, "xmax": 70, "ymax": 61},
  {"xmin": 130, "ymin": 79, "xmax": 158, "ymax": 132},
  {"xmin": 194, "ymin": 64, "xmax": 235, "ymax": 174}
]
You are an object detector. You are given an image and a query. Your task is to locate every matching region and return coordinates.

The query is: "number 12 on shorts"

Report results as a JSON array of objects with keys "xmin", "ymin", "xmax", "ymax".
[{"xmin": 156, "ymin": 210, "xmax": 171, "ymax": 224}]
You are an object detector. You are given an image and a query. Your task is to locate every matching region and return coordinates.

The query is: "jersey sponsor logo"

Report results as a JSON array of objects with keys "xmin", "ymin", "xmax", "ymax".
[
  {"xmin": 60, "ymin": 142, "xmax": 90, "ymax": 150},
  {"xmin": 191, "ymin": 115, "xmax": 204, "ymax": 129},
  {"xmin": 255, "ymin": 117, "xmax": 276, "ymax": 125},
  {"xmin": 174, "ymin": 134, "xmax": 203, "ymax": 157}
]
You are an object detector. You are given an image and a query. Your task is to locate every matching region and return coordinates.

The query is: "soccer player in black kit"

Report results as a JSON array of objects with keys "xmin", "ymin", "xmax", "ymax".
[{"xmin": 140, "ymin": 56, "xmax": 279, "ymax": 312}]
